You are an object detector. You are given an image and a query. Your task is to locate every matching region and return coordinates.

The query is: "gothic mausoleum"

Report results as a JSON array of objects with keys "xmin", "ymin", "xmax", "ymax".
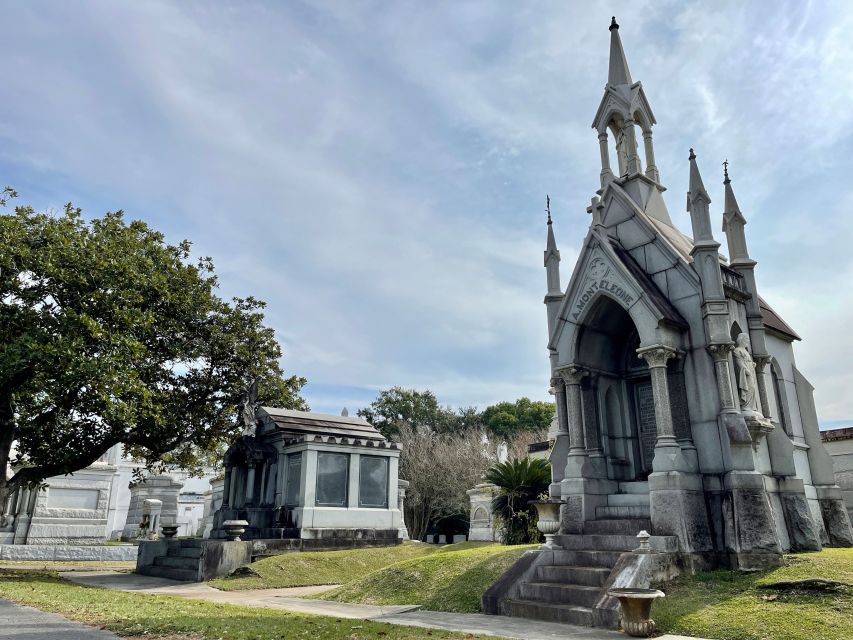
[
  {"xmin": 484, "ymin": 19, "xmax": 853, "ymax": 629},
  {"xmin": 211, "ymin": 407, "xmax": 403, "ymax": 542},
  {"xmin": 541, "ymin": 18, "xmax": 853, "ymax": 570}
]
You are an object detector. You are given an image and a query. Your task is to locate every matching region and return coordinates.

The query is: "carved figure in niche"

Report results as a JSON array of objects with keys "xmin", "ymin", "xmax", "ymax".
[
  {"xmin": 240, "ymin": 379, "xmax": 259, "ymax": 436},
  {"xmin": 732, "ymin": 333, "xmax": 761, "ymax": 415}
]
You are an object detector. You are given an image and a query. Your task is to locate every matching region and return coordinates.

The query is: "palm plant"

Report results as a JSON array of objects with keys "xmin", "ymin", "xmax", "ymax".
[{"xmin": 484, "ymin": 457, "xmax": 551, "ymax": 544}]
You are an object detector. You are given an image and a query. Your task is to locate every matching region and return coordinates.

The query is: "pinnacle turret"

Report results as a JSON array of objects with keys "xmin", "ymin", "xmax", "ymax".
[
  {"xmin": 722, "ymin": 162, "xmax": 750, "ymax": 262},
  {"xmin": 608, "ymin": 17, "xmax": 633, "ymax": 86}
]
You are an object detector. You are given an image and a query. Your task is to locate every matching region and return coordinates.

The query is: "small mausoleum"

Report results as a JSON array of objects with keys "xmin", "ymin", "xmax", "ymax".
[{"xmin": 212, "ymin": 406, "xmax": 403, "ymax": 542}]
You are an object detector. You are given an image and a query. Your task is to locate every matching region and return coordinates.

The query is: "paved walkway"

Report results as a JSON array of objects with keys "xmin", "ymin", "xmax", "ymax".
[
  {"xmin": 0, "ymin": 599, "xmax": 120, "ymax": 639},
  {"xmin": 59, "ymin": 571, "xmax": 705, "ymax": 640}
]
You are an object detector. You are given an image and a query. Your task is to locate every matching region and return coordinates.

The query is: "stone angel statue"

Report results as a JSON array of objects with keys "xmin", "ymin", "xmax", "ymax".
[
  {"xmin": 732, "ymin": 333, "xmax": 761, "ymax": 415},
  {"xmin": 239, "ymin": 378, "xmax": 259, "ymax": 436}
]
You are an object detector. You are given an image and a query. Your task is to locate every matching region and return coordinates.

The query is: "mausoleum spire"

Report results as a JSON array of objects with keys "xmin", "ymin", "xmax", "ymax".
[
  {"xmin": 687, "ymin": 149, "xmax": 714, "ymax": 244},
  {"xmin": 722, "ymin": 162, "xmax": 750, "ymax": 263},
  {"xmin": 543, "ymin": 195, "xmax": 563, "ymax": 338},
  {"xmin": 608, "ymin": 16, "xmax": 633, "ymax": 87}
]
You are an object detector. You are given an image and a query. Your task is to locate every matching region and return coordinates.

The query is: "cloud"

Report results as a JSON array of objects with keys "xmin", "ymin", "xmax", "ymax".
[{"xmin": 1, "ymin": 0, "xmax": 853, "ymax": 424}]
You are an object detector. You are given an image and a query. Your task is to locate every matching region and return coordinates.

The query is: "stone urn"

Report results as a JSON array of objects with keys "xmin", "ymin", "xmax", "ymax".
[
  {"xmin": 223, "ymin": 519, "xmax": 249, "ymax": 542},
  {"xmin": 608, "ymin": 588, "xmax": 665, "ymax": 637},
  {"xmin": 160, "ymin": 525, "xmax": 179, "ymax": 539},
  {"xmin": 531, "ymin": 500, "xmax": 561, "ymax": 548}
]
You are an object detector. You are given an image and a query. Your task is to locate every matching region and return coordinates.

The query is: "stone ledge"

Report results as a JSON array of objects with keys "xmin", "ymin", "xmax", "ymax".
[{"xmin": 0, "ymin": 544, "xmax": 137, "ymax": 561}]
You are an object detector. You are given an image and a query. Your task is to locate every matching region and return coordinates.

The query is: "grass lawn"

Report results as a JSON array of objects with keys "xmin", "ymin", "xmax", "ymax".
[
  {"xmin": 210, "ymin": 541, "xmax": 439, "ymax": 591},
  {"xmin": 654, "ymin": 548, "xmax": 853, "ymax": 640},
  {"xmin": 0, "ymin": 569, "xmax": 494, "ymax": 640},
  {"xmin": 316, "ymin": 542, "xmax": 537, "ymax": 613}
]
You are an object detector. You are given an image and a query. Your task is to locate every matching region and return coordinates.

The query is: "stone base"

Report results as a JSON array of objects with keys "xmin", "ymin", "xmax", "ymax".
[
  {"xmin": 779, "ymin": 489, "xmax": 822, "ymax": 551},
  {"xmin": 721, "ymin": 472, "xmax": 782, "ymax": 569},
  {"xmin": 816, "ymin": 488, "xmax": 853, "ymax": 547},
  {"xmin": 648, "ymin": 471, "xmax": 713, "ymax": 553}
]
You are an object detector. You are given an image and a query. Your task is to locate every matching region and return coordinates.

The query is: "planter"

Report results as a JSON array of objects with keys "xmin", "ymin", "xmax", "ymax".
[
  {"xmin": 223, "ymin": 519, "xmax": 249, "ymax": 542},
  {"xmin": 161, "ymin": 525, "xmax": 179, "ymax": 539},
  {"xmin": 607, "ymin": 588, "xmax": 665, "ymax": 637},
  {"xmin": 531, "ymin": 500, "xmax": 562, "ymax": 548}
]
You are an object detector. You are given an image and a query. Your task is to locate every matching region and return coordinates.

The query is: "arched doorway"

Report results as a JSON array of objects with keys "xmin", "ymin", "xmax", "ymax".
[{"xmin": 575, "ymin": 295, "xmax": 655, "ymax": 480}]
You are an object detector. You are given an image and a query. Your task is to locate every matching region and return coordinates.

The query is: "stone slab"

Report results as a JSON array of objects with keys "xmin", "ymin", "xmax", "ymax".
[{"xmin": 0, "ymin": 545, "xmax": 136, "ymax": 562}]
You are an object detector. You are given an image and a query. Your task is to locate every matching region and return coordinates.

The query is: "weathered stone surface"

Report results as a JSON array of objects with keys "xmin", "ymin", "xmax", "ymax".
[
  {"xmin": 820, "ymin": 497, "xmax": 853, "ymax": 547},
  {"xmin": 560, "ymin": 496, "xmax": 584, "ymax": 534},
  {"xmin": 780, "ymin": 492, "xmax": 822, "ymax": 551}
]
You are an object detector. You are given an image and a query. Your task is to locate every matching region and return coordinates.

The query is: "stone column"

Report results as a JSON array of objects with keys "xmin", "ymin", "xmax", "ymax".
[
  {"xmin": 245, "ymin": 465, "xmax": 256, "ymax": 503},
  {"xmin": 548, "ymin": 376, "xmax": 570, "ymax": 497},
  {"xmin": 582, "ymin": 374, "xmax": 607, "ymax": 479},
  {"xmin": 560, "ymin": 366, "xmax": 588, "ymax": 478},
  {"xmin": 638, "ymin": 346, "xmax": 686, "ymax": 472},
  {"xmin": 275, "ymin": 452, "xmax": 287, "ymax": 508},
  {"xmin": 598, "ymin": 132, "xmax": 615, "ymax": 187},
  {"xmin": 642, "ymin": 130, "xmax": 660, "ymax": 183},
  {"xmin": 752, "ymin": 355, "xmax": 772, "ymax": 420},
  {"xmin": 707, "ymin": 342, "xmax": 753, "ymax": 451},
  {"xmin": 221, "ymin": 468, "xmax": 233, "ymax": 508}
]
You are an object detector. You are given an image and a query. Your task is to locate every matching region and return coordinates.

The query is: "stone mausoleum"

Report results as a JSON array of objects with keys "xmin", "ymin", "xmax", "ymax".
[
  {"xmin": 540, "ymin": 18, "xmax": 853, "ymax": 567},
  {"xmin": 482, "ymin": 20, "xmax": 853, "ymax": 629},
  {"xmin": 211, "ymin": 406, "xmax": 403, "ymax": 542}
]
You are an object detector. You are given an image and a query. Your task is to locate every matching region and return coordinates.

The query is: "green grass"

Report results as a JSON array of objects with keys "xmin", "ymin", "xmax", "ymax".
[
  {"xmin": 0, "ymin": 569, "xmax": 494, "ymax": 640},
  {"xmin": 654, "ymin": 548, "xmax": 853, "ymax": 640},
  {"xmin": 316, "ymin": 542, "xmax": 537, "ymax": 613},
  {"xmin": 210, "ymin": 541, "xmax": 440, "ymax": 591}
]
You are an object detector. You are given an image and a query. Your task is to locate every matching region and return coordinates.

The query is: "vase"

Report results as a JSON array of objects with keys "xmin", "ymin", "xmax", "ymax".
[
  {"xmin": 222, "ymin": 519, "xmax": 249, "ymax": 542},
  {"xmin": 531, "ymin": 500, "xmax": 562, "ymax": 548},
  {"xmin": 607, "ymin": 588, "xmax": 665, "ymax": 637},
  {"xmin": 160, "ymin": 525, "xmax": 179, "ymax": 539}
]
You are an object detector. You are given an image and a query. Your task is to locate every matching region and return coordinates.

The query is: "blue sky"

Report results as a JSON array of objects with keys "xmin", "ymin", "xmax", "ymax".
[{"xmin": 2, "ymin": 1, "xmax": 852, "ymax": 427}]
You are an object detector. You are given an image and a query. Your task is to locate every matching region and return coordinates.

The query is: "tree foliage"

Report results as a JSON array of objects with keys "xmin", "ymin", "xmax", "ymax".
[
  {"xmin": 0, "ymin": 195, "xmax": 306, "ymax": 504},
  {"xmin": 480, "ymin": 397, "xmax": 554, "ymax": 439},
  {"xmin": 396, "ymin": 424, "xmax": 492, "ymax": 541},
  {"xmin": 357, "ymin": 387, "xmax": 472, "ymax": 437},
  {"xmin": 484, "ymin": 457, "xmax": 551, "ymax": 545}
]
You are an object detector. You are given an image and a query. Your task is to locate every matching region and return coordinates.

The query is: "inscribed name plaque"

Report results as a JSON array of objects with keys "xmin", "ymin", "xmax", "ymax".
[
  {"xmin": 635, "ymin": 381, "xmax": 657, "ymax": 473},
  {"xmin": 47, "ymin": 487, "xmax": 99, "ymax": 510}
]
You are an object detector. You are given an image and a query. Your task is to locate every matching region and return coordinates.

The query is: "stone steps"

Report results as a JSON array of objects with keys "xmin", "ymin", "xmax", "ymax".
[
  {"xmin": 518, "ymin": 582, "xmax": 601, "ymax": 608},
  {"xmin": 616, "ymin": 481, "xmax": 649, "ymax": 494},
  {"xmin": 536, "ymin": 565, "xmax": 611, "ymax": 587},
  {"xmin": 154, "ymin": 555, "xmax": 199, "ymax": 570},
  {"xmin": 606, "ymin": 493, "xmax": 649, "ymax": 507},
  {"xmin": 554, "ymin": 534, "xmax": 639, "ymax": 552},
  {"xmin": 583, "ymin": 518, "xmax": 651, "ymax": 535},
  {"xmin": 138, "ymin": 565, "xmax": 199, "ymax": 582},
  {"xmin": 167, "ymin": 546, "xmax": 202, "ymax": 559},
  {"xmin": 595, "ymin": 505, "xmax": 650, "ymax": 519},
  {"xmin": 505, "ymin": 599, "xmax": 594, "ymax": 626},
  {"xmin": 550, "ymin": 549, "xmax": 624, "ymax": 568}
]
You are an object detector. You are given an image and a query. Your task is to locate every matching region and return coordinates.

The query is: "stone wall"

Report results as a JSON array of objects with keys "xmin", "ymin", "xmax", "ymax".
[
  {"xmin": 822, "ymin": 427, "xmax": 853, "ymax": 525},
  {"xmin": 122, "ymin": 475, "xmax": 183, "ymax": 539}
]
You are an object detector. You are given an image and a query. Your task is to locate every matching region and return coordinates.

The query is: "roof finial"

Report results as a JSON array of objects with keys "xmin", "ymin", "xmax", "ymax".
[
  {"xmin": 341, "ymin": 407, "xmax": 349, "ymax": 417},
  {"xmin": 723, "ymin": 158, "xmax": 730, "ymax": 183},
  {"xmin": 688, "ymin": 148, "xmax": 696, "ymax": 161},
  {"xmin": 610, "ymin": 16, "xmax": 619, "ymax": 31},
  {"xmin": 545, "ymin": 194, "xmax": 552, "ymax": 225}
]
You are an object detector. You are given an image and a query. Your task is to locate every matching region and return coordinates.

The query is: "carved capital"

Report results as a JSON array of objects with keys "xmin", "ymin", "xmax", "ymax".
[
  {"xmin": 636, "ymin": 345, "xmax": 677, "ymax": 369},
  {"xmin": 752, "ymin": 354, "xmax": 772, "ymax": 373},
  {"xmin": 557, "ymin": 366, "xmax": 588, "ymax": 386},
  {"xmin": 707, "ymin": 342, "xmax": 735, "ymax": 362}
]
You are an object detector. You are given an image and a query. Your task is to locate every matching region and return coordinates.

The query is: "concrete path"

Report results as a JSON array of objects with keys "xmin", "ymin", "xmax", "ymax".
[
  {"xmin": 59, "ymin": 571, "xmax": 708, "ymax": 640},
  {"xmin": 0, "ymin": 599, "xmax": 120, "ymax": 639}
]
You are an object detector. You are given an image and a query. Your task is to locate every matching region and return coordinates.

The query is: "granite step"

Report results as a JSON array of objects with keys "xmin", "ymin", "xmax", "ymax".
[
  {"xmin": 606, "ymin": 492, "xmax": 649, "ymax": 507},
  {"xmin": 518, "ymin": 582, "xmax": 602, "ymax": 608},
  {"xmin": 594, "ymin": 505, "xmax": 650, "ymax": 519},
  {"xmin": 505, "ymin": 599, "xmax": 593, "ymax": 626},
  {"xmin": 138, "ymin": 565, "xmax": 199, "ymax": 582},
  {"xmin": 583, "ymin": 518, "xmax": 651, "ymax": 535},
  {"xmin": 167, "ymin": 546, "xmax": 202, "ymax": 559},
  {"xmin": 153, "ymin": 555, "xmax": 199, "ymax": 570},
  {"xmin": 553, "ymin": 534, "xmax": 640, "ymax": 551},
  {"xmin": 551, "ymin": 549, "xmax": 624, "ymax": 568},
  {"xmin": 536, "ymin": 565, "xmax": 611, "ymax": 587},
  {"xmin": 616, "ymin": 481, "xmax": 649, "ymax": 494}
]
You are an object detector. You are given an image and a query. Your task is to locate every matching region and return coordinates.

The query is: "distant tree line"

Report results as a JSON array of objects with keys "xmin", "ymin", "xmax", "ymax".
[{"xmin": 357, "ymin": 386, "xmax": 555, "ymax": 440}]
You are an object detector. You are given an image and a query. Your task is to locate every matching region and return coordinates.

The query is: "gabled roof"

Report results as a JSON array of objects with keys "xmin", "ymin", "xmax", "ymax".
[
  {"xmin": 259, "ymin": 407, "xmax": 387, "ymax": 442},
  {"xmin": 759, "ymin": 297, "xmax": 801, "ymax": 341}
]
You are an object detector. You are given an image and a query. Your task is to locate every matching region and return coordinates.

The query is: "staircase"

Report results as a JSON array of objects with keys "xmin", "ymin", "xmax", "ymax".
[
  {"xmin": 137, "ymin": 539, "xmax": 202, "ymax": 581},
  {"xmin": 504, "ymin": 482, "xmax": 670, "ymax": 628}
]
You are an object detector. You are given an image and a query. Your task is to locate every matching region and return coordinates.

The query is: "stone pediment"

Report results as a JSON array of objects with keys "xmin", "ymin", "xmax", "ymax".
[{"xmin": 550, "ymin": 232, "xmax": 687, "ymax": 352}]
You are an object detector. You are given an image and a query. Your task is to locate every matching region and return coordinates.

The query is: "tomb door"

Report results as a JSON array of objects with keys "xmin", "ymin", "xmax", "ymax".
[{"xmin": 633, "ymin": 378, "xmax": 657, "ymax": 476}]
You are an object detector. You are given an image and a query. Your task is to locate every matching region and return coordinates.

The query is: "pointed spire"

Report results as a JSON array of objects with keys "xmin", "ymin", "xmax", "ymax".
[
  {"xmin": 544, "ymin": 195, "xmax": 559, "ymax": 262},
  {"xmin": 341, "ymin": 407, "xmax": 349, "ymax": 417},
  {"xmin": 608, "ymin": 16, "xmax": 633, "ymax": 86},
  {"xmin": 687, "ymin": 148, "xmax": 711, "ymax": 207},
  {"xmin": 722, "ymin": 160, "xmax": 746, "ymax": 232},
  {"xmin": 543, "ymin": 195, "xmax": 561, "ymax": 295}
]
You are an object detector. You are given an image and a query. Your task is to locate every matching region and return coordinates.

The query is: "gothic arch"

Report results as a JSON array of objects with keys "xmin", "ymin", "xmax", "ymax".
[{"xmin": 770, "ymin": 357, "xmax": 793, "ymax": 437}]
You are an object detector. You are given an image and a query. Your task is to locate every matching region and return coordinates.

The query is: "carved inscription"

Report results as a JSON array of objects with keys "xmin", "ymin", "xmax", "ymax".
[
  {"xmin": 572, "ymin": 274, "xmax": 635, "ymax": 321},
  {"xmin": 635, "ymin": 381, "xmax": 657, "ymax": 473}
]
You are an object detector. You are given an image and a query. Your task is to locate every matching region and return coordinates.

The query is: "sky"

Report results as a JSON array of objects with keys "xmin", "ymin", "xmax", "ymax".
[{"xmin": 1, "ymin": 1, "xmax": 852, "ymax": 427}]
